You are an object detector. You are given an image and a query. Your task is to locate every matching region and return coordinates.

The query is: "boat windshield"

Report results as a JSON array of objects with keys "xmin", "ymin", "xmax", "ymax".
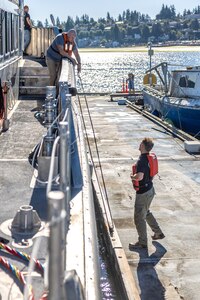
[{"xmin": 179, "ymin": 75, "xmax": 195, "ymax": 88}]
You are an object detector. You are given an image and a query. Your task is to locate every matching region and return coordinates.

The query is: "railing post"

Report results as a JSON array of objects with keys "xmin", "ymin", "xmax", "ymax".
[
  {"xmin": 48, "ymin": 191, "xmax": 65, "ymax": 300},
  {"xmin": 59, "ymin": 121, "xmax": 71, "ymax": 232}
]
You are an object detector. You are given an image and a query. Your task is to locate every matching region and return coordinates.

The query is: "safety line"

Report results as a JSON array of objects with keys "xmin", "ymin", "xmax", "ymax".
[{"xmin": 77, "ymin": 74, "xmax": 114, "ymax": 234}]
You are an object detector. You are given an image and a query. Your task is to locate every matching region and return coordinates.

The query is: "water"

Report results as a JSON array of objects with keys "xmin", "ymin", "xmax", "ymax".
[
  {"xmin": 99, "ymin": 242, "xmax": 121, "ymax": 300},
  {"xmin": 77, "ymin": 50, "xmax": 200, "ymax": 93}
]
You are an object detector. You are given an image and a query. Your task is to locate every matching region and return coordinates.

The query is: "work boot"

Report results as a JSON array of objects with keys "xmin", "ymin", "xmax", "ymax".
[
  {"xmin": 152, "ymin": 233, "xmax": 165, "ymax": 240},
  {"xmin": 129, "ymin": 241, "xmax": 147, "ymax": 250}
]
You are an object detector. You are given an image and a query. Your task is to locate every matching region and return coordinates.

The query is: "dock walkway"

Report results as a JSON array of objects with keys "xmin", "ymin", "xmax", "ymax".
[{"xmin": 81, "ymin": 95, "xmax": 200, "ymax": 300}]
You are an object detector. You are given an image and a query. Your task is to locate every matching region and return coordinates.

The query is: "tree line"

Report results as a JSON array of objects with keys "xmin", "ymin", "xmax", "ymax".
[{"xmin": 33, "ymin": 5, "xmax": 200, "ymax": 46}]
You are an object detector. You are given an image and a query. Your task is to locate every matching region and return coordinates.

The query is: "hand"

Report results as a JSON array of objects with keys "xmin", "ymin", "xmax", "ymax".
[
  {"xmin": 77, "ymin": 63, "xmax": 81, "ymax": 73},
  {"xmin": 69, "ymin": 57, "xmax": 76, "ymax": 65}
]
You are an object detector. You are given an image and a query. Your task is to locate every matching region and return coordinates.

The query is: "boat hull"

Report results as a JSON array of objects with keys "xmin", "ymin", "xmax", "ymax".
[{"xmin": 143, "ymin": 89, "xmax": 200, "ymax": 137}]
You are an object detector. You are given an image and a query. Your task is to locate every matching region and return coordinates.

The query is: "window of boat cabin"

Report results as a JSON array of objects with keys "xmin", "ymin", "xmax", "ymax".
[
  {"xmin": 11, "ymin": 13, "xmax": 18, "ymax": 53},
  {"xmin": 11, "ymin": 14, "xmax": 14, "ymax": 52},
  {"xmin": 179, "ymin": 74, "xmax": 195, "ymax": 88},
  {"xmin": 13, "ymin": 14, "xmax": 19, "ymax": 53},
  {"xmin": 0, "ymin": 9, "xmax": 4, "ymax": 59},
  {"xmin": 5, "ymin": 12, "xmax": 11, "ymax": 57}
]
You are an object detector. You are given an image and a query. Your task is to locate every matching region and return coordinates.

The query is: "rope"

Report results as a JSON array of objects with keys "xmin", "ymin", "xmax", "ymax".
[
  {"xmin": 0, "ymin": 256, "xmax": 34, "ymax": 300},
  {"xmin": 0, "ymin": 242, "xmax": 44, "ymax": 274},
  {"xmin": 77, "ymin": 74, "xmax": 114, "ymax": 234},
  {"xmin": 193, "ymin": 130, "xmax": 200, "ymax": 138},
  {"xmin": 46, "ymin": 135, "xmax": 60, "ymax": 196}
]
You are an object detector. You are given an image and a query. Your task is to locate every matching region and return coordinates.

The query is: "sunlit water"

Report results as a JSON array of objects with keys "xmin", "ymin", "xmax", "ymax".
[
  {"xmin": 79, "ymin": 49, "xmax": 200, "ymax": 299},
  {"xmin": 77, "ymin": 50, "xmax": 200, "ymax": 93}
]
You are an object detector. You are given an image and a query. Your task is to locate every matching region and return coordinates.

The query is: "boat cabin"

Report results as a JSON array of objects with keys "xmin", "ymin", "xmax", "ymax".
[{"xmin": 169, "ymin": 67, "xmax": 200, "ymax": 98}]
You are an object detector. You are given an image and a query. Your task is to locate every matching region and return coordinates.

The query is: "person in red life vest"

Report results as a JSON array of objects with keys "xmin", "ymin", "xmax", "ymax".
[
  {"xmin": 46, "ymin": 29, "xmax": 81, "ymax": 87},
  {"xmin": 129, "ymin": 137, "xmax": 165, "ymax": 250}
]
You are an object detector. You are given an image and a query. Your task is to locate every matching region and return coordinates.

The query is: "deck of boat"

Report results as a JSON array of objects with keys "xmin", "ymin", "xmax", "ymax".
[
  {"xmin": 0, "ymin": 95, "xmax": 100, "ymax": 299},
  {"xmin": 80, "ymin": 95, "xmax": 200, "ymax": 300}
]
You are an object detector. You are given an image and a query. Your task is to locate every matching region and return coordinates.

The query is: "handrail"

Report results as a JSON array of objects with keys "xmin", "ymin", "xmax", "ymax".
[{"xmin": 45, "ymin": 58, "xmax": 88, "ymax": 300}]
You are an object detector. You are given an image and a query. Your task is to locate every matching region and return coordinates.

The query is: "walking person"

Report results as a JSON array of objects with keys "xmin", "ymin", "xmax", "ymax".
[
  {"xmin": 24, "ymin": 5, "xmax": 32, "ymax": 54},
  {"xmin": 46, "ymin": 29, "xmax": 81, "ymax": 88},
  {"xmin": 129, "ymin": 137, "xmax": 165, "ymax": 250}
]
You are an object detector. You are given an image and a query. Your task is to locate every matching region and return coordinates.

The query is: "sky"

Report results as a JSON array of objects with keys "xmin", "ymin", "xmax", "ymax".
[{"xmin": 24, "ymin": 0, "xmax": 200, "ymax": 23}]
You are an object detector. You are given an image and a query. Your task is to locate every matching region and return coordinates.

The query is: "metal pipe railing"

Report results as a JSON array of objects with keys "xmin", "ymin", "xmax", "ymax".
[
  {"xmin": 46, "ymin": 59, "xmax": 74, "ymax": 299},
  {"xmin": 59, "ymin": 120, "xmax": 71, "ymax": 233},
  {"xmin": 45, "ymin": 58, "xmax": 88, "ymax": 300},
  {"xmin": 48, "ymin": 190, "xmax": 65, "ymax": 300}
]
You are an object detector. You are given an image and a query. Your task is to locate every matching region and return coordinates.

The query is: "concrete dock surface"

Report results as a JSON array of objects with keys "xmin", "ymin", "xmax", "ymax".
[{"xmin": 80, "ymin": 95, "xmax": 200, "ymax": 300}]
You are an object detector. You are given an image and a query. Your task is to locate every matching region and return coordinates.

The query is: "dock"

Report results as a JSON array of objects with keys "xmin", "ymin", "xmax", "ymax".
[
  {"xmin": 109, "ymin": 91, "xmax": 143, "ymax": 103},
  {"xmin": 79, "ymin": 94, "xmax": 200, "ymax": 300}
]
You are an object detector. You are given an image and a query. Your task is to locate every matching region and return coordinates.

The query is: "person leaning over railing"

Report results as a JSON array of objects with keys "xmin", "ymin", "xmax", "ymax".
[{"xmin": 46, "ymin": 29, "xmax": 81, "ymax": 89}]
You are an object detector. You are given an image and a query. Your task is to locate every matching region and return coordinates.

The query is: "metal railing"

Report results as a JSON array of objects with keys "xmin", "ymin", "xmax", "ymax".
[
  {"xmin": 38, "ymin": 59, "xmax": 84, "ymax": 300},
  {"xmin": 34, "ymin": 57, "xmax": 101, "ymax": 300}
]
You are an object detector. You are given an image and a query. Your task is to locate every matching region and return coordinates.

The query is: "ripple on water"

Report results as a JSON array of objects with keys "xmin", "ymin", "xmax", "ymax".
[{"xmin": 78, "ymin": 51, "xmax": 200, "ymax": 93}]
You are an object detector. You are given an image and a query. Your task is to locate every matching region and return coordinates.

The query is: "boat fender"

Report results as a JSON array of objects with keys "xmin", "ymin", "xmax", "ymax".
[{"xmin": 131, "ymin": 153, "xmax": 158, "ymax": 191}]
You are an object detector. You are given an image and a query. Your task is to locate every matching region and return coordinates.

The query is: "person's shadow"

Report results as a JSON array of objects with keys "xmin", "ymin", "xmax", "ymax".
[{"xmin": 132, "ymin": 241, "xmax": 167, "ymax": 300}]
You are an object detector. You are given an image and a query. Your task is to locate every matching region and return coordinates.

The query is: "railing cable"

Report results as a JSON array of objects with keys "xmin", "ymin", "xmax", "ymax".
[{"xmin": 77, "ymin": 74, "xmax": 114, "ymax": 234}]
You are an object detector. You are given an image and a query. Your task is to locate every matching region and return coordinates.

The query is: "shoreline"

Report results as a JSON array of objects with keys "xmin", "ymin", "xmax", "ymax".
[{"xmin": 79, "ymin": 45, "xmax": 200, "ymax": 53}]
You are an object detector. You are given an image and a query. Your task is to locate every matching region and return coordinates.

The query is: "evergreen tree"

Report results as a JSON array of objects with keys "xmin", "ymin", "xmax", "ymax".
[
  {"xmin": 156, "ymin": 5, "xmax": 176, "ymax": 20},
  {"xmin": 126, "ymin": 9, "xmax": 131, "ymax": 21},
  {"xmin": 107, "ymin": 12, "xmax": 111, "ymax": 22},
  {"xmin": 190, "ymin": 19, "xmax": 199, "ymax": 30},
  {"xmin": 44, "ymin": 18, "xmax": 49, "ymax": 28},
  {"xmin": 118, "ymin": 14, "xmax": 122, "ymax": 22},
  {"xmin": 111, "ymin": 24, "xmax": 120, "ymax": 41},
  {"xmin": 194, "ymin": 6, "xmax": 200, "ymax": 14},
  {"xmin": 37, "ymin": 20, "xmax": 43, "ymax": 28},
  {"xmin": 56, "ymin": 17, "xmax": 61, "ymax": 27},
  {"xmin": 140, "ymin": 24, "xmax": 150, "ymax": 41},
  {"xmin": 65, "ymin": 16, "xmax": 75, "ymax": 31},
  {"xmin": 151, "ymin": 22, "xmax": 163, "ymax": 38},
  {"xmin": 75, "ymin": 16, "xmax": 80, "ymax": 25}
]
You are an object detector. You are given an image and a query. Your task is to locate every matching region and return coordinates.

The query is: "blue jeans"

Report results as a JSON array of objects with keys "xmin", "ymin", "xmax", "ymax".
[{"xmin": 24, "ymin": 30, "xmax": 31, "ymax": 51}]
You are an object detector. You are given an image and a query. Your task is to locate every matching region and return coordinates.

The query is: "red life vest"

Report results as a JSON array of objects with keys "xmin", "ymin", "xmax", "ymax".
[
  {"xmin": 132, "ymin": 164, "xmax": 139, "ymax": 191},
  {"xmin": 131, "ymin": 153, "xmax": 158, "ymax": 191},
  {"xmin": 147, "ymin": 152, "xmax": 158, "ymax": 177},
  {"xmin": 63, "ymin": 33, "xmax": 74, "ymax": 56}
]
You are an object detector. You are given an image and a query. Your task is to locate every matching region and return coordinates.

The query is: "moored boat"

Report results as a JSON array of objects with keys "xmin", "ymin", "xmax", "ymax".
[{"xmin": 143, "ymin": 62, "xmax": 200, "ymax": 137}]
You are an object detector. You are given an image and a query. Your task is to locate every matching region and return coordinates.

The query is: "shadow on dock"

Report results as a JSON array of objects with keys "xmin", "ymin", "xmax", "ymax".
[{"xmin": 131, "ymin": 241, "xmax": 167, "ymax": 300}]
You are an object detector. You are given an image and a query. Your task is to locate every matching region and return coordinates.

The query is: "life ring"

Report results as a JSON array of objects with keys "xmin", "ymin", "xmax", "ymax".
[{"xmin": 143, "ymin": 73, "xmax": 157, "ymax": 85}]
